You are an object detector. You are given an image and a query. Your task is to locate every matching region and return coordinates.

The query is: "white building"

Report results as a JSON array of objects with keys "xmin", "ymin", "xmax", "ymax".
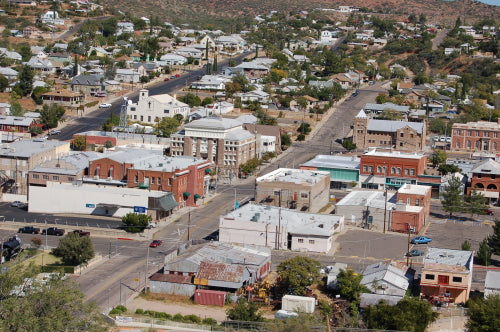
[
  {"xmin": 190, "ymin": 75, "xmax": 226, "ymax": 90},
  {"xmin": 219, "ymin": 203, "xmax": 344, "ymax": 253},
  {"xmin": 40, "ymin": 11, "xmax": 65, "ymax": 25},
  {"xmin": 485, "ymin": 271, "xmax": 500, "ymax": 297},
  {"xmin": 158, "ymin": 54, "xmax": 187, "ymax": 65},
  {"xmin": 127, "ymin": 89, "xmax": 190, "ymax": 124},
  {"xmin": 174, "ymin": 47, "xmax": 202, "ymax": 59}
]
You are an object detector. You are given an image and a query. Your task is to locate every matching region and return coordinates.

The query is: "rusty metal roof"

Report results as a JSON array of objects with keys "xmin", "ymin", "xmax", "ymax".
[
  {"xmin": 196, "ymin": 261, "xmax": 245, "ymax": 283},
  {"xmin": 149, "ymin": 273, "xmax": 193, "ymax": 284}
]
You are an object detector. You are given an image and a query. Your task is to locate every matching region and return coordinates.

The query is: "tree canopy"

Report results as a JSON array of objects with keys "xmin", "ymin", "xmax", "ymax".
[
  {"xmin": 277, "ymin": 256, "xmax": 320, "ymax": 296},
  {"xmin": 466, "ymin": 294, "xmax": 500, "ymax": 332},
  {"xmin": 52, "ymin": 232, "xmax": 95, "ymax": 266},
  {"xmin": 39, "ymin": 104, "xmax": 65, "ymax": 129},
  {"xmin": 336, "ymin": 268, "xmax": 368, "ymax": 302},
  {"xmin": 488, "ymin": 220, "xmax": 500, "ymax": 255},
  {"xmin": 441, "ymin": 176, "xmax": 463, "ymax": 217},
  {"xmin": 226, "ymin": 298, "xmax": 263, "ymax": 322},
  {"xmin": 121, "ymin": 212, "xmax": 152, "ymax": 233}
]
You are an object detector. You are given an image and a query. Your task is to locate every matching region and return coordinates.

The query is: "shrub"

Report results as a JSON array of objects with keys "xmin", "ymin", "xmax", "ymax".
[
  {"xmin": 297, "ymin": 134, "xmax": 305, "ymax": 141},
  {"xmin": 172, "ymin": 313, "xmax": 184, "ymax": 322},
  {"xmin": 109, "ymin": 305, "xmax": 127, "ymax": 315},
  {"xmin": 135, "ymin": 308, "xmax": 144, "ymax": 315},
  {"xmin": 202, "ymin": 318, "xmax": 217, "ymax": 326},
  {"xmin": 184, "ymin": 314, "xmax": 201, "ymax": 323}
]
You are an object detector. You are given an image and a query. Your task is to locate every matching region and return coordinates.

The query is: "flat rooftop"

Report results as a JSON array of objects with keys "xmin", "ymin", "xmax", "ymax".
[
  {"xmin": 336, "ymin": 190, "xmax": 397, "ymax": 210},
  {"xmin": 301, "ymin": 155, "xmax": 360, "ymax": 170},
  {"xmin": 256, "ymin": 168, "xmax": 330, "ymax": 185},
  {"xmin": 398, "ymin": 184, "xmax": 431, "ymax": 196},
  {"xmin": 424, "ymin": 247, "xmax": 473, "ymax": 271},
  {"xmin": 363, "ymin": 149, "xmax": 425, "ymax": 160},
  {"xmin": 0, "ymin": 140, "xmax": 69, "ymax": 158}
]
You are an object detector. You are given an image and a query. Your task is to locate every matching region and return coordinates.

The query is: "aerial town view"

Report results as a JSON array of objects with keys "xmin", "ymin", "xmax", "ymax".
[{"xmin": 0, "ymin": 0, "xmax": 499, "ymax": 330}]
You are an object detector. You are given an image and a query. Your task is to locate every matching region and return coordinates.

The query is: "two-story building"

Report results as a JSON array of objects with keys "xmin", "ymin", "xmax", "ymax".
[
  {"xmin": 300, "ymin": 155, "xmax": 360, "ymax": 190},
  {"xmin": 467, "ymin": 159, "xmax": 500, "ymax": 205},
  {"xmin": 451, "ymin": 120, "xmax": 500, "ymax": 153},
  {"xmin": 255, "ymin": 168, "xmax": 330, "ymax": 213},
  {"xmin": 420, "ymin": 248, "xmax": 473, "ymax": 305},
  {"xmin": 127, "ymin": 89, "xmax": 190, "ymax": 125}
]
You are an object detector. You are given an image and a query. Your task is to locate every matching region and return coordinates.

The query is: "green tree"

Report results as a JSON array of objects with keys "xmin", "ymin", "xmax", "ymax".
[
  {"xmin": 0, "ymin": 74, "xmax": 8, "ymax": 92},
  {"xmin": 441, "ymin": 176, "xmax": 464, "ymax": 217},
  {"xmin": 461, "ymin": 240, "xmax": 471, "ymax": 251},
  {"xmin": 72, "ymin": 136, "xmax": 87, "ymax": 151},
  {"xmin": 9, "ymin": 101, "xmax": 24, "ymax": 116},
  {"xmin": 52, "ymin": 232, "xmax": 95, "ymax": 266},
  {"xmin": 17, "ymin": 65, "xmax": 34, "ymax": 96},
  {"xmin": 428, "ymin": 118, "xmax": 446, "ymax": 134},
  {"xmin": 464, "ymin": 189, "xmax": 488, "ymax": 216},
  {"xmin": 102, "ymin": 113, "xmax": 119, "ymax": 132},
  {"xmin": 239, "ymin": 158, "xmax": 260, "ymax": 176},
  {"xmin": 477, "ymin": 238, "xmax": 491, "ymax": 266},
  {"xmin": 466, "ymin": 294, "xmax": 500, "ymax": 332},
  {"xmin": 430, "ymin": 150, "xmax": 447, "ymax": 167},
  {"xmin": 487, "ymin": 220, "xmax": 500, "ymax": 255},
  {"xmin": 0, "ymin": 266, "xmax": 107, "ymax": 331},
  {"xmin": 438, "ymin": 164, "xmax": 460, "ymax": 176},
  {"xmin": 201, "ymin": 97, "xmax": 214, "ymax": 106},
  {"xmin": 281, "ymin": 133, "xmax": 292, "ymax": 147},
  {"xmin": 31, "ymin": 86, "xmax": 50, "ymax": 105},
  {"xmin": 121, "ymin": 213, "xmax": 152, "ymax": 233},
  {"xmin": 157, "ymin": 117, "xmax": 181, "ymax": 137},
  {"xmin": 226, "ymin": 298, "xmax": 263, "ymax": 322},
  {"xmin": 342, "ymin": 139, "xmax": 357, "ymax": 151},
  {"xmin": 277, "ymin": 256, "xmax": 321, "ymax": 296},
  {"xmin": 39, "ymin": 103, "xmax": 65, "ymax": 129},
  {"xmin": 364, "ymin": 297, "xmax": 438, "ymax": 332},
  {"xmin": 337, "ymin": 268, "xmax": 368, "ymax": 302},
  {"xmin": 178, "ymin": 93, "xmax": 201, "ymax": 107},
  {"xmin": 29, "ymin": 126, "xmax": 43, "ymax": 136}
]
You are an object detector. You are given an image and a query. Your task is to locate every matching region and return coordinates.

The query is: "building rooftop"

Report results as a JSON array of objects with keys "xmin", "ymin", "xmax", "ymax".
[
  {"xmin": 30, "ymin": 151, "xmax": 103, "ymax": 175},
  {"xmin": 130, "ymin": 155, "xmax": 209, "ymax": 172},
  {"xmin": 336, "ymin": 190, "xmax": 397, "ymax": 210},
  {"xmin": 185, "ymin": 117, "xmax": 243, "ymax": 131},
  {"xmin": 397, "ymin": 183, "xmax": 431, "ymax": 196},
  {"xmin": 223, "ymin": 203, "xmax": 343, "ymax": 237},
  {"xmin": 0, "ymin": 115, "xmax": 36, "ymax": 127},
  {"xmin": 453, "ymin": 121, "xmax": 500, "ymax": 130},
  {"xmin": 424, "ymin": 247, "xmax": 473, "ymax": 271},
  {"xmin": 301, "ymin": 154, "xmax": 360, "ymax": 170},
  {"xmin": 256, "ymin": 168, "xmax": 330, "ymax": 185},
  {"xmin": 470, "ymin": 159, "xmax": 500, "ymax": 175},
  {"xmin": 485, "ymin": 271, "xmax": 500, "ymax": 290},
  {"xmin": 363, "ymin": 148, "xmax": 426, "ymax": 160},
  {"xmin": 74, "ymin": 131, "xmax": 170, "ymax": 144},
  {"xmin": 364, "ymin": 102, "xmax": 410, "ymax": 113},
  {"xmin": 367, "ymin": 119, "xmax": 424, "ymax": 134},
  {"xmin": 0, "ymin": 140, "xmax": 69, "ymax": 158}
]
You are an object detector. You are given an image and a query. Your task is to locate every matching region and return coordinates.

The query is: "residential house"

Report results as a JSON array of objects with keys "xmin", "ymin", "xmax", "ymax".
[
  {"xmin": 451, "ymin": 120, "xmax": 500, "ymax": 153},
  {"xmin": 331, "ymin": 73, "xmax": 355, "ymax": 89},
  {"xmin": 484, "ymin": 271, "xmax": 500, "ymax": 297},
  {"xmin": 0, "ymin": 67, "xmax": 18, "ymax": 81},
  {"xmin": 300, "ymin": 154, "xmax": 360, "ymax": 190},
  {"xmin": 149, "ymin": 242, "xmax": 271, "ymax": 296},
  {"xmin": 88, "ymin": 47, "xmax": 111, "ymax": 58},
  {"xmin": 0, "ymin": 115, "xmax": 39, "ymax": 135},
  {"xmin": 0, "ymin": 139, "xmax": 70, "ymax": 195},
  {"xmin": 48, "ymin": 52, "xmax": 72, "ymax": 64},
  {"xmin": 0, "ymin": 48, "xmax": 22, "ymax": 62},
  {"xmin": 174, "ymin": 47, "xmax": 202, "ymax": 59},
  {"xmin": 0, "ymin": 103, "xmax": 11, "ymax": 116},
  {"xmin": 361, "ymin": 261, "xmax": 410, "ymax": 297},
  {"xmin": 115, "ymin": 68, "xmax": 140, "ymax": 83},
  {"xmin": 126, "ymin": 89, "xmax": 190, "ymax": 125},
  {"xmin": 362, "ymin": 103, "xmax": 410, "ymax": 118},
  {"xmin": 467, "ymin": 159, "xmax": 500, "ymax": 205},
  {"xmin": 41, "ymin": 89, "xmax": 84, "ymax": 107},
  {"xmin": 26, "ymin": 57, "xmax": 57, "ymax": 73},
  {"xmin": 353, "ymin": 110, "xmax": 426, "ymax": 151},
  {"xmin": 241, "ymin": 123, "xmax": 281, "ymax": 156},
  {"xmin": 40, "ymin": 10, "xmax": 64, "ymax": 25},
  {"xmin": 237, "ymin": 90, "xmax": 269, "ymax": 105},
  {"xmin": 114, "ymin": 55, "xmax": 133, "ymax": 68},
  {"xmin": 219, "ymin": 203, "xmax": 344, "ymax": 253},
  {"xmin": 68, "ymin": 74, "xmax": 103, "ymax": 95},
  {"xmin": 159, "ymin": 54, "xmax": 187, "ymax": 65},
  {"xmin": 420, "ymin": 248, "xmax": 473, "ymax": 305},
  {"xmin": 132, "ymin": 62, "xmax": 160, "ymax": 76},
  {"xmin": 255, "ymin": 168, "xmax": 330, "ymax": 213},
  {"xmin": 190, "ymin": 75, "xmax": 226, "ymax": 90},
  {"xmin": 232, "ymin": 61, "xmax": 271, "ymax": 78}
]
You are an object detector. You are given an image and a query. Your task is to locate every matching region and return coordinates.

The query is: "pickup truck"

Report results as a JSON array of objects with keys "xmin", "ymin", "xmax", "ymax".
[
  {"xmin": 18, "ymin": 226, "xmax": 40, "ymax": 234},
  {"xmin": 42, "ymin": 227, "xmax": 65, "ymax": 236},
  {"xmin": 73, "ymin": 230, "xmax": 90, "ymax": 237}
]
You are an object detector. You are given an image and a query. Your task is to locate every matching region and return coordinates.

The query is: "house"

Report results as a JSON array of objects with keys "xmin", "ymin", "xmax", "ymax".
[
  {"xmin": 0, "ymin": 115, "xmax": 39, "ymax": 135},
  {"xmin": 237, "ymin": 90, "xmax": 269, "ymax": 105},
  {"xmin": 149, "ymin": 242, "xmax": 271, "ymax": 296},
  {"xmin": 40, "ymin": 11, "xmax": 64, "ymax": 25},
  {"xmin": 353, "ymin": 110, "xmax": 426, "ymax": 151},
  {"xmin": 420, "ymin": 248, "xmax": 473, "ymax": 305},
  {"xmin": 241, "ymin": 123, "xmax": 281, "ymax": 156},
  {"xmin": 190, "ymin": 75, "xmax": 226, "ymax": 90},
  {"xmin": 361, "ymin": 261, "xmax": 410, "ymax": 297},
  {"xmin": 0, "ymin": 67, "xmax": 19, "ymax": 81},
  {"xmin": 174, "ymin": 47, "xmax": 202, "ymax": 59},
  {"xmin": 126, "ymin": 89, "xmax": 190, "ymax": 125},
  {"xmin": 331, "ymin": 73, "xmax": 355, "ymax": 89},
  {"xmin": 232, "ymin": 61, "xmax": 271, "ymax": 78},
  {"xmin": 220, "ymin": 203, "xmax": 343, "ymax": 252},
  {"xmin": 0, "ymin": 139, "xmax": 70, "ymax": 196},
  {"xmin": 114, "ymin": 68, "xmax": 140, "ymax": 83},
  {"xmin": 0, "ymin": 103, "xmax": 11, "ymax": 116},
  {"xmin": 363, "ymin": 103, "xmax": 410, "ymax": 118},
  {"xmin": 41, "ymin": 89, "xmax": 84, "ymax": 107},
  {"xmin": 22, "ymin": 26, "xmax": 40, "ymax": 39},
  {"xmin": 132, "ymin": 62, "xmax": 160, "ymax": 76},
  {"xmin": 69, "ymin": 75, "xmax": 104, "ymax": 96},
  {"xmin": 300, "ymin": 155, "xmax": 360, "ymax": 190},
  {"xmin": 26, "ymin": 57, "xmax": 57, "ymax": 73},
  {"xmin": 0, "ymin": 48, "xmax": 22, "ymax": 62},
  {"xmin": 170, "ymin": 117, "xmax": 256, "ymax": 177},
  {"xmin": 451, "ymin": 120, "xmax": 500, "ymax": 153},
  {"xmin": 255, "ymin": 168, "xmax": 330, "ymax": 213},
  {"xmin": 88, "ymin": 47, "xmax": 111, "ymax": 57},
  {"xmin": 466, "ymin": 159, "xmax": 500, "ymax": 205},
  {"xmin": 484, "ymin": 271, "xmax": 500, "ymax": 297},
  {"xmin": 326, "ymin": 263, "xmax": 348, "ymax": 290},
  {"xmin": 158, "ymin": 54, "xmax": 187, "ymax": 65}
]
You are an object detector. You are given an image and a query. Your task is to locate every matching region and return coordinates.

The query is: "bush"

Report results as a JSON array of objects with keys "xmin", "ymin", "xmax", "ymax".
[
  {"xmin": 184, "ymin": 314, "xmax": 201, "ymax": 323},
  {"xmin": 135, "ymin": 308, "xmax": 144, "ymax": 315},
  {"xmin": 297, "ymin": 134, "xmax": 305, "ymax": 141},
  {"xmin": 202, "ymin": 318, "xmax": 217, "ymax": 325},
  {"xmin": 172, "ymin": 313, "xmax": 184, "ymax": 322},
  {"xmin": 109, "ymin": 305, "xmax": 127, "ymax": 315}
]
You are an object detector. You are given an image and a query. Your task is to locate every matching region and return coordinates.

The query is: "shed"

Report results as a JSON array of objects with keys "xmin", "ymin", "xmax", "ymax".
[
  {"xmin": 282, "ymin": 295, "xmax": 315, "ymax": 313},
  {"xmin": 194, "ymin": 289, "xmax": 226, "ymax": 306}
]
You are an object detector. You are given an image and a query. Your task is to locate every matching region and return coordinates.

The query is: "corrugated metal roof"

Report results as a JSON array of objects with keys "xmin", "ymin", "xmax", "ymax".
[
  {"xmin": 149, "ymin": 273, "xmax": 192, "ymax": 284},
  {"xmin": 367, "ymin": 119, "xmax": 424, "ymax": 134},
  {"xmin": 196, "ymin": 261, "xmax": 245, "ymax": 283}
]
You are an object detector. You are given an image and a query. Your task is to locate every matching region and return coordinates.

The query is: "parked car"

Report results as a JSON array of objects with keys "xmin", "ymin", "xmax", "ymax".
[
  {"xmin": 94, "ymin": 92, "xmax": 107, "ymax": 97},
  {"xmin": 11, "ymin": 201, "xmax": 23, "ymax": 207},
  {"xmin": 439, "ymin": 136, "xmax": 446, "ymax": 142},
  {"xmin": 411, "ymin": 236, "xmax": 432, "ymax": 244},
  {"xmin": 406, "ymin": 249, "xmax": 424, "ymax": 257},
  {"xmin": 163, "ymin": 78, "xmax": 170, "ymax": 81},
  {"xmin": 446, "ymin": 137, "xmax": 451, "ymax": 143},
  {"xmin": 432, "ymin": 136, "xmax": 440, "ymax": 142},
  {"xmin": 174, "ymin": 74, "xmax": 181, "ymax": 77},
  {"xmin": 42, "ymin": 227, "xmax": 65, "ymax": 236},
  {"xmin": 99, "ymin": 103, "xmax": 112, "ymax": 108},
  {"xmin": 18, "ymin": 226, "xmax": 40, "ymax": 234},
  {"xmin": 48, "ymin": 130, "xmax": 61, "ymax": 135},
  {"xmin": 484, "ymin": 209, "xmax": 494, "ymax": 216},
  {"xmin": 73, "ymin": 230, "xmax": 90, "ymax": 237},
  {"xmin": 170, "ymin": 75, "xmax": 176, "ymax": 79},
  {"xmin": 149, "ymin": 240, "xmax": 162, "ymax": 248}
]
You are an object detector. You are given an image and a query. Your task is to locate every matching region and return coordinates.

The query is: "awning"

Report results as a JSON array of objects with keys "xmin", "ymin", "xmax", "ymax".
[
  {"xmin": 194, "ymin": 194, "xmax": 201, "ymax": 199},
  {"xmin": 149, "ymin": 194, "xmax": 179, "ymax": 211},
  {"xmin": 205, "ymin": 168, "xmax": 211, "ymax": 174},
  {"xmin": 183, "ymin": 192, "xmax": 190, "ymax": 197}
]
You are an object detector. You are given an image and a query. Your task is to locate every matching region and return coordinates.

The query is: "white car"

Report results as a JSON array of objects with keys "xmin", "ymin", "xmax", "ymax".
[
  {"xmin": 99, "ymin": 103, "xmax": 112, "ymax": 108},
  {"xmin": 446, "ymin": 137, "xmax": 451, "ymax": 143},
  {"xmin": 439, "ymin": 136, "xmax": 446, "ymax": 142}
]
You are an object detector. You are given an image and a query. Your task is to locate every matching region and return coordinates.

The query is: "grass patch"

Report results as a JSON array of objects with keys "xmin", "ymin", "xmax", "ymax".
[{"xmin": 139, "ymin": 291, "xmax": 194, "ymax": 305}]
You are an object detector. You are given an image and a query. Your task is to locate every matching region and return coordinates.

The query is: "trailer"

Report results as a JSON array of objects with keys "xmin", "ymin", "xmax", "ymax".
[{"xmin": 1, "ymin": 235, "xmax": 23, "ymax": 263}]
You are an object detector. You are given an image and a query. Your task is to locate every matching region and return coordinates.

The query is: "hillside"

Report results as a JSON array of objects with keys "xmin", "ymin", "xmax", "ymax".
[{"xmin": 102, "ymin": 0, "xmax": 500, "ymax": 28}]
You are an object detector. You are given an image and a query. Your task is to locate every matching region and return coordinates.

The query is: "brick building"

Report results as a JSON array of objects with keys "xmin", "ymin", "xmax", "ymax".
[
  {"xmin": 86, "ymin": 149, "xmax": 210, "ymax": 207},
  {"xmin": 171, "ymin": 117, "xmax": 256, "ymax": 178},
  {"xmin": 359, "ymin": 148, "xmax": 427, "ymax": 190},
  {"xmin": 396, "ymin": 183, "xmax": 432, "ymax": 218},
  {"xmin": 467, "ymin": 159, "xmax": 500, "ymax": 205},
  {"xmin": 451, "ymin": 120, "xmax": 500, "ymax": 153},
  {"xmin": 353, "ymin": 110, "xmax": 426, "ymax": 151},
  {"xmin": 255, "ymin": 168, "xmax": 330, "ymax": 213}
]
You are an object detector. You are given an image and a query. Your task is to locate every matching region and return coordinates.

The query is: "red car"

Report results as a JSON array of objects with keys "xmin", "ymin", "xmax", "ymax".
[
  {"xmin": 73, "ymin": 229, "xmax": 90, "ymax": 237},
  {"xmin": 163, "ymin": 78, "xmax": 170, "ymax": 81},
  {"xmin": 149, "ymin": 240, "xmax": 162, "ymax": 248},
  {"xmin": 174, "ymin": 74, "xmax": 181, "ymax": 77},
  {"xmin": 484, "ymin": 209, "xmax": 494, "ymax": 216}
]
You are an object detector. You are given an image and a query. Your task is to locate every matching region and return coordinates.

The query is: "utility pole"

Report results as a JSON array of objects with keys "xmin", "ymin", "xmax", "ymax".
[
  {"xmin": 187, "ymin": 208, "xmax": 191, "ymax": 242},
  {"xmin": 406, "ymin": 223, "xmax": 411, "ymax": 266},
  {"xmin": 383, "ymin": 187, "xmax": 388, "ymax": 234},
  {"xmin": 145, "ymin": 246, "xmax": 150, "ymax": 293}
]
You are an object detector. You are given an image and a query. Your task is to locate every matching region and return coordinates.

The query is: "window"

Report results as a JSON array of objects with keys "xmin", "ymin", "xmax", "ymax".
[
  {"xmin": 452, "ymin": 276, "xmax": 462, "ymax": 283},
  {"xmin": 425, "ymin": 274, "xmax": 435, "ymax": 280},
  {"xmin": 52, "ymin": 176, "xmax": 59, "ymax": 180},
  {"xmin": 158, "ymin": 177, "xmax": 161, "ymax": 185},
  {"xmin": 468, "ymin": 130, "xmax": 472, "ymax": 136},
  {"xmin": 400, "ymin": 133, "xmax": 404, "ymax": 137},
  {"xmin": 415, "ymin": 199, "xmax": 420, "ymax": 206},
  {"xmin": 407, "ymin": 198, "xmax": 411, "ymax": 205},
  {"xmin": 151, "ymin": 177, "xmax": 155, "ymax": 184},
  {"xmin": 377, "ymin": 166, "xmax": 382, "ymax": 173},
  {"xmin": 405, "ymin": 168, "xmax": 410, "ymax": 175},
  {"xmin": 391, "ymin": 167, "xmax": 396, "ymax": 174},
  {"xmin": 368, "ymin": 166, "xmax": 373, "ymax": 173},
  {"xmin": 438, "ymin": 275, "xmax": 449, "ymax": 285},
  {"xmin": 68, "ymin": 177, "xmax": 74, "ymax": 181},
  {"xmin": 484, "ymin": 131, "xmax": 489, "ymax": 137},
  {"xmin": 495, "ymin": 132, "xmax": 498, "ymax": 138},
  {"xmin": 456, "ymin": 130, "xmax": 461, "ymax": 135},
  {"xmin": 164, "ymin": 109, "xmax": 169, "ymax": 114},
  {"xmin": 135, "ymin": 175, "xmax": 139, "ymax": 183},
  {"xmin": 309, "ymin": 240, "xmax": 315, "ymax": 244},
  {"xmin": 397, "ymin": 168, "xmax": 401, "ymax": 174},
  {"xmin": 467, "ymin": 140, "xmax": 471, "ymax": 148},
  {"xmin": 168, "ymin": 178, "xmax": 173, "ymax": 186},
  {"xmin": 42, "ymin": 175, "xmax": 49, "ymax": 180},
  {"xmin": 410, "ymin": 134, "xmax": 414, "ymax": 138},
  {"xmin": 300, "ymin": 192, "xmax": 309, "ymax": 198},
  {"xmin": 298, "ymin": 239, "xmax": 304, "ymax": 243},
  {"xmin": 363, "ymin": 165, "xmax": 368, "ymax": 172},
  {"xmin": 410, "ymin": 169, "xmax": 415, "ymax": 176},
  {"xmin": 109, "ymin": 166, "xmax": 114, "ymax": 178},
  {"xmin": 32, "ymin": 174, "xmax": 39, "ymax": 179}
]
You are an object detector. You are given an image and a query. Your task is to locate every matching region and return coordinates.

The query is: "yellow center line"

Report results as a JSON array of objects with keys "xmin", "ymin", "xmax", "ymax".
[{"xmin": 84, "ymin": 258, "xmax": 145, "ymax": 302}]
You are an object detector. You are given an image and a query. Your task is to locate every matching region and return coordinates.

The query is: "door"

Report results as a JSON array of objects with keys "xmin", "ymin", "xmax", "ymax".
[{"xmin": 438, "ymin": 275, "xmax": 449, "ymax": 285}]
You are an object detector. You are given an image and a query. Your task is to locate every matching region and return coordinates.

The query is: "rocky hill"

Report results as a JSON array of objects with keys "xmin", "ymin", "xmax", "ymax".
[{"xmin": 102, "ymin": 0, "xmax": 499, "ymax": 27}]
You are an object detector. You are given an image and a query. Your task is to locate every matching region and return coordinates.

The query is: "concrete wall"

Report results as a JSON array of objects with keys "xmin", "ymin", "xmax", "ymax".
[
  {"xmin": 290, "ymin": 234, "xmax": 332, "ymax": 253},
  {"xmin": 149, "ymin": 281, "xmax": 196, "ymax": 296},
  {"xmin": 336, "ymin": 204, "xmax": 390, "ymax": 231}
]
